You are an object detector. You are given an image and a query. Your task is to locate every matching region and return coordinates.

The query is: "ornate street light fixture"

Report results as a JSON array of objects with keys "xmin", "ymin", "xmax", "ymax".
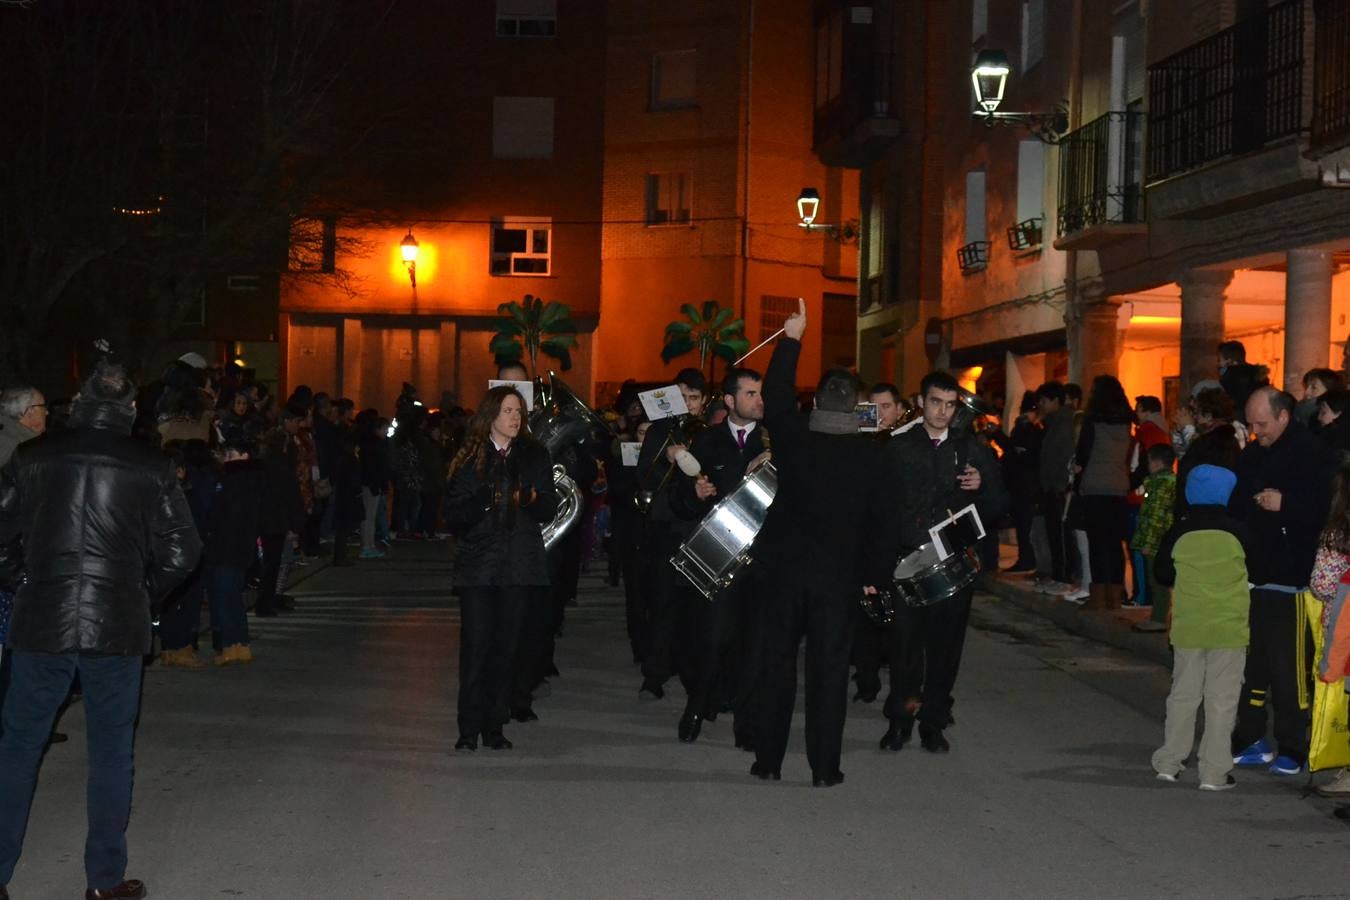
[
  {"xmin": 970, "ymin": 49, "xmax": 1067, "ymax": 144},
  {"xmin": 794, "ymin": 187, "xmax": 858, "ymax": 244},
  {"xmin": 400, "ymin": 229, "xmax": 420, "ymax": 288}
]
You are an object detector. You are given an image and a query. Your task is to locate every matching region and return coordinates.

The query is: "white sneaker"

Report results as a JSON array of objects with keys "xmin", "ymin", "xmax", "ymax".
[
  {"xmin": 1317, "ymin": 768, "xmax": 1350, "ymax": 796},
  {"xmin": 1155, "ymin": 771, "xmax": 1181, "ymax": 783},
  {"xmin": 1061, "ymin": 586, "xmax": 1089, "ymax": 604},
  {"xmin": 1199, "ymin": 775, "xmax": 1237, "ymax": 791}
]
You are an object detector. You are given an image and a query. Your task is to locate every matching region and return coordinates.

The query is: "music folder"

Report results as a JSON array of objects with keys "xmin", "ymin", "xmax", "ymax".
[{"xmin": 928, "ymin": 504, "xmax": 985, "ymax": 560}]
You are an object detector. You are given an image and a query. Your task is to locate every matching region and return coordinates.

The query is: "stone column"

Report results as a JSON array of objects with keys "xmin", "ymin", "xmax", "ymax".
[
  {"xmin": 1177, "ymin": 268, "xmax": 1232, "ymax": 396},
  {"xmin": 341, "ymin": 317, "xmax": 363, "ymax": 405},
  {"xmin": 1065, "ymin": 278, "xmax": 1123, "ymax": 384},
  {"xmin": 1284, "ymin": 248, "xmax": 1333, "ymax": 395}
]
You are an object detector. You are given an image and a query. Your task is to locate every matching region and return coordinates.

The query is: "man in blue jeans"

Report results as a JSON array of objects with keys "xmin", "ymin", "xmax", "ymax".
[{"xmin": 0, "ymin": 360, "xmax": 200, "ymax": 900}]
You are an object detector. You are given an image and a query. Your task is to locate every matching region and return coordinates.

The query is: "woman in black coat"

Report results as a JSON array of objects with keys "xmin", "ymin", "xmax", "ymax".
[{"xmin": 445, "ymin": 385, "xmax": 558, "ymax": 751}]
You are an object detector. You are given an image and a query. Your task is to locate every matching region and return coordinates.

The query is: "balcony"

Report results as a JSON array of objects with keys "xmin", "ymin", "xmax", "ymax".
[
  {"xmin": 1312, "ymin": 0, "xmax": 1350, "ymax": 156},
  {"xmin": 1145, "ymin": 0, "xmax": 1322, "ymax": 219},
  {"xmin": 813, "ymin": 51, "xmax": 901, "ymax": 169},
  {"xmin": 1054, "ymin": 109, "xmax": 1147, "ymax": 251}
]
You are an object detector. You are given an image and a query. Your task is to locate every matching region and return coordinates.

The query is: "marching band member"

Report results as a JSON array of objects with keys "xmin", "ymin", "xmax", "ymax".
[
  {"xmin": 634, "ymin": 369, "xmax": 708, "ymax": 700},
  {"xmin": 749, "ymin": 300, "xmax": 894, "ymax": 786},
  {"xmin": 445, "ymin": 386, "xmax": 558, "ymax": 752},
  {"xmin": 873, "ymin": 372, "xmax": 1006, "ymax": 754},
  {"xmin": 669, "ymin": 367, "xmax": 767, "ymax": 746}
]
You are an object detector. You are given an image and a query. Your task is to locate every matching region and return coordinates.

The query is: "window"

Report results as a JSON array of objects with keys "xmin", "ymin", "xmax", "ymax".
[
  {"xmin": 490, "ymin": 218, "xmax": 551, "ymax": 276},
  {"xmin": 645, "ymin": 173, "xmax": 691, "ymax": 225},
  {"xmin": 1021, "ymin": 0, "xmax": 1045, "ymax": 70},
  {"xmin": 496, "ymin": 0, "xmax": 556, "ymax": 37},
  {"xmin": 760, "ymin": 295, "xmax": 798, "ymax": 341},
  {"xmin": 972, "ymin": 0, "xmax": 988, "ymax": 41},
  {"xmin": 814, "ymin": 9, "xmax": 844, "ymax": 109},
  {"xmin": 651, "ymin": 50, "xmax": 698, "ymax": 110},
  {"xmin": 964, "ymin": 170, "xmax": 986, "ymax": 244},
  {"xmin": 492, "ymin": 97, "xmax": 554, "ymax": 159},
  {"xmin": 1016, "ymin": 141, "xmax": 1045, "ymax": 224},
  {"xmin": 1113, "ymin": 2, "xmax": 1145, "ymax": 105}
]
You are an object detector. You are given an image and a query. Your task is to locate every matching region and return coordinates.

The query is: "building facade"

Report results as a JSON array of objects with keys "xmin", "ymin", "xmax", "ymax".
[
  {"xmin": 841, "ymin": 0, "xmax": 1350, "ymax": 419},
  {"xmin": 278, "ymin": 0, "xmax": 857, "ymax": 412}
]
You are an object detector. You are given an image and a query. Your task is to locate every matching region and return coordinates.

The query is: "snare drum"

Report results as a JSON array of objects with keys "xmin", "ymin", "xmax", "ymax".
[
  {"xmin": 891, "ymin": 542, "xmax": 980, "ymax": 607},
  {"xmin": 670, "ymin": 462, "xmax": 777, "ymax": 599}
]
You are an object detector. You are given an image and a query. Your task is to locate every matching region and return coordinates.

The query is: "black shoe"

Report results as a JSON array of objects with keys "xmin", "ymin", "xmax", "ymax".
[
  {"xmin": 919, "ymin": 724, "xmax": 950, "ymax": 753},
  {"xmin": 638, "ymin": 680, "xmax": 665, "ymax": 701},
  {"xmin": 510, "ymin": 707, "xmax": 539, "ymax": 723},
  {"xmin": 852, "ymin": 687, "xmax": 879, "ymax": 703},
  {"xmin": 678, "ymin": 711, "xmax": 702, "ymax": 743},
  {"xmin": 47, "ymin": 731, "xmax": 69, "ymax": 746},
  {"xmin": 750, "ymin": 761, "xmax": 781, "ymax": 781},
  {"xmin": 879, "ymin": 720, "xmax": 912, "ymax": 752},
  {"xmin": 812, "ymin": 770, "xmax": 846, "ymax": 787},
  {"xmin": 734, "ymin": 734, "xmax": 756, "ymax": 753},
  {"xmin": 482, "ymin": 732, "xmax": 513, "ymax": 750},
  {"xmin": 454, "ymin": 736, "xmax": 477, "ymax": 752}
]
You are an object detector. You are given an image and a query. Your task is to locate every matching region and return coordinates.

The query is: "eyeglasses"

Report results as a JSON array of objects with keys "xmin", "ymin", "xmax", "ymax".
[{"xmin": 24, "ymin": 403, "xmax": 47, "ymax": 414}]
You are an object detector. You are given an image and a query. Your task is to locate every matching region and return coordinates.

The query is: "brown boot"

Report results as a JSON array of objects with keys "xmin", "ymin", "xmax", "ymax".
[
  {"xmin": 159, "ymin": 647, "xmax": 206, "ymax": 669},
  {"xmin": 1082, "ymin": 584, "xmax": 1108, "ymax": 611}
]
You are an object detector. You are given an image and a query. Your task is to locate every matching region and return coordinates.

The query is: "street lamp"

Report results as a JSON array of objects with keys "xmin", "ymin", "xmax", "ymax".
[
  {"xmin": 969, "ymin": 49, "xmax": 1067, "ymax": 144},
  {"xmin": 400, "ymin": 229, "xmax": 420, "ymax": 288},
  {"xmin": 794, "ymin": 187, "xmax": 858, "ymax": 243}
]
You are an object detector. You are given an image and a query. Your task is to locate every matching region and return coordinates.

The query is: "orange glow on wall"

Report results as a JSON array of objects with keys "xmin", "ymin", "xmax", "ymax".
[
  {"xmin": 957, "ymin": 365, "xmax": 983, "ymax": 392},
  {"xmin": 388, "ymin": 241, "xmax": 438, "ymax": 285}
]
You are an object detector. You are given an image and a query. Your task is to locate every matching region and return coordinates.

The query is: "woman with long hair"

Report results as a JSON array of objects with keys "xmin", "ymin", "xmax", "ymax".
[
  {"xmin": 1074, "ymin": 374, "xmax": 1135, "ymax": 610},
  {"xmin": 446, "ymin": 386, "xmax": 558, "ymax": 751}
]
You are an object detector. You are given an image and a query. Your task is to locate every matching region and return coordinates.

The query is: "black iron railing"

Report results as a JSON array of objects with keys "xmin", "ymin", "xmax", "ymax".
[
  {"xmin": 1146, "ymin": 0, "xmax": 1306, "ymax": 182},
  {"xmin": 956, "ymin": 241, "xmax": 989, "ymax": 275},
  {"xmin": 1057, "ymin": 109, "xmax": 1146, "ymax": 237},
  {"xmin": 814, "ymin": 52, "xmax": 896, "ymax": 147},
  {"xmin": 1313, "ymin": 0, "xmax": 1350, "ymax": 148}
]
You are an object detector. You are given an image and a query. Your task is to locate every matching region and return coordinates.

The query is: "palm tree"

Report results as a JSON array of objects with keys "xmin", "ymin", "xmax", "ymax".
[
  {"xmin": 488, "ymin": 294, "xmax": 579, "ymax": 376},
  {"xmin": 660, "ymin": 300, "xmax": 749, "ymax": 381}
]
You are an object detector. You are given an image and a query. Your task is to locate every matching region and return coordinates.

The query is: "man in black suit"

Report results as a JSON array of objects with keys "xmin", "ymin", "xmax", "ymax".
[
  {"xmin": 874, "ymin": 371, "xmax": 1007, "ymax": 755},
  {"xmin": 635, "ymin": 369, "xmax": 708, "ymax": 700},
  {"xmin": 749, "ymin": 300, "xmax": 895, "ymax": 787},
  {"xmin": 669, "ymin": 367, "xmax": 768, "ymax": 745}
]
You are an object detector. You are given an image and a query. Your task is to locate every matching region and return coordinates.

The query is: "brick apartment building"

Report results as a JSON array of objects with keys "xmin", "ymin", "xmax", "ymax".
[
  {"xmin": 838, "ymin": 0, "xmax": 1350, "ymax": 420},
  {"xmin": 277, "ymin": 0, "xmax": 857, "ymax": 412}
]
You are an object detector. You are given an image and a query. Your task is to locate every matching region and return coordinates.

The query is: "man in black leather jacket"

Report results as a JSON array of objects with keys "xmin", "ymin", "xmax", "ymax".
[{"xmin": 0, "ymin": 360, "xmax": 200, "ymax": 900}]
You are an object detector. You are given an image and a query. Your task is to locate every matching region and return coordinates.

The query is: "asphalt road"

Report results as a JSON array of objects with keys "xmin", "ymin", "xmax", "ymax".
[{"xmin": 7, "ymin": 542, "xmax": 1349, "ymax": 899}]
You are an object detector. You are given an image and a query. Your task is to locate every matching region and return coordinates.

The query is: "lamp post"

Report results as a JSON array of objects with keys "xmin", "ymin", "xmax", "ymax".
[
  {"xmin": 794, "ymin": 187, "xmax": 858, "ymax": 243},
  {"xmin": 970, "ymin": 48, "xmax": 1067, "ymax": 144},
  {"xmin": 400, "ymin": 229, "xmax": 420, "ymax": 288}
]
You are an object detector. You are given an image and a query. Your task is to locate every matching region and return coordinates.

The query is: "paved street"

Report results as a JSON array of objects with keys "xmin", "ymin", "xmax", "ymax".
[{"xmin": 8, "ymin": 542, "xmax": 1350, "ymax": 899}]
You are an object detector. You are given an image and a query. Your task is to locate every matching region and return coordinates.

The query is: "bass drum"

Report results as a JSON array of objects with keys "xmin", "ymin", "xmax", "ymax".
[
  {"xmin": 892, "ymin": 542, "xmax": 980, "ymax": 607},
  {"xmin": 670, "ymin": 462, "xmax": 776, "ymax": 600}
]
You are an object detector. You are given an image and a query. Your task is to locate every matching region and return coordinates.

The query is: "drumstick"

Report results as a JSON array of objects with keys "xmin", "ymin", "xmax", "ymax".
[{"xmin": 735, "ymin": 327, "xmax": 785, "ymax": 365}]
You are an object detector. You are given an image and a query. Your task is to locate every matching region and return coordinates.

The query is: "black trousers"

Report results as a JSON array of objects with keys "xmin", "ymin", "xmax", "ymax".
[
  {"xmin": 754, "ymin": 565, "xmax": 852, "ymax": 778},
  {"xmin": 850, "ymin": 603, "xmax": 885, "ymax": 698},
  {"xmin": 1009, "ymin": 488, "xmax": 1037, "ymax": 568},
  {"xmin": 1039, "ymin": 490, "xmax": 1068, "ymax": 582},
  {"xmin": 681, "ymin": 575, "xmax": 757, "ymax": 724},
  {"xmin": 1232, "ymin": 588, "xmax": 1310, "ymax": 763},
  {"xmin": 641, "ymin": 526, "xmax": 688, "ymax": 687},
  {"xmin": 1082, "ymin": 494, "xmax": 1127, "ymax": 586},
  {"xmin": 457, "ymin": 586, "xmax": 529, "ymax": 739},
  {"xmin": 418, "ymin": 488, "xmax": 443, "ymax": 536},
  {"xmin": 159, "ymin": 567, "xmax": 204, "ymax": 651},
  {"xmin": 511, "ymin": 587, "xmax": 553, "ymax": 710},
  {"xmin": 613, "ymin": 508, "xmax": 646, "ymax": 659},
  {"xmin": 255, "ymin": 532, "xmax": 287, "ymax": 615},
  {"xmin": 883, "ymin": 587, "xmax": 973, "ymax": 730},
  {"xmin": 302, "ymin": 501, "xmax": 325, "ymax": 556}
]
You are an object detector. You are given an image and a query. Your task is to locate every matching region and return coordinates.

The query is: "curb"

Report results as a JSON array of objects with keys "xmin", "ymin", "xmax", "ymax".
[{"xmin": 979, "ymin": 574, "xmax": 1173, "ymax": 667}]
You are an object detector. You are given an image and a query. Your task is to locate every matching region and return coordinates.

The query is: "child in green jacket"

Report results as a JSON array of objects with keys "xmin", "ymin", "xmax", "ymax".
[{"xmin": 1132, "ymin": 444, "xmax": 1176, "ymax": 632}]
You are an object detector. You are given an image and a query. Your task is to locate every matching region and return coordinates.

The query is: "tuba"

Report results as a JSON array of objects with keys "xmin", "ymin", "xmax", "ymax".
[
  {"xmin": 542, "ymin": 464, "xmax": 585, "ymax": 550},
  {"xmin": 529, "ymin": 372, "xmax": 607, "ymax": 547}
]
